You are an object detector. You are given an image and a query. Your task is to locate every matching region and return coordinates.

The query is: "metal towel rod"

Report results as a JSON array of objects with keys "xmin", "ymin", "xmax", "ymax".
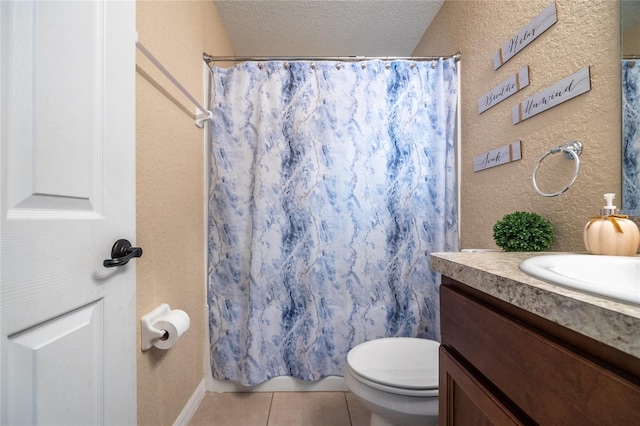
[{"xmin": 136, "ymin": 41, "xmax": 212, "ymax": 128}]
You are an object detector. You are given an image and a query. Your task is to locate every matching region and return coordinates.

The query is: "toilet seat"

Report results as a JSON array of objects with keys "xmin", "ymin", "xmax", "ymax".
[{"xmin": 346, "ymin": 337, "xmax": 440, "ymax": 397}]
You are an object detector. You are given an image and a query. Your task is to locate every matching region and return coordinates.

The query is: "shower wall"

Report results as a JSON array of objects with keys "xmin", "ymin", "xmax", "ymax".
[
  {"xmin": 136, "ymin": 1, "xmax": 234, "ymax": 424},
  {"xmin": 415, "ymin": 0, "xmax": 621, "ymax": 252}
]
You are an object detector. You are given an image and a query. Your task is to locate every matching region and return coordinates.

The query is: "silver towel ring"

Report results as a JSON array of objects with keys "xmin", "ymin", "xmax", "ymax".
[{"xmin": 532, "ymin": 141, "xmax": 583, "ymax": 197}]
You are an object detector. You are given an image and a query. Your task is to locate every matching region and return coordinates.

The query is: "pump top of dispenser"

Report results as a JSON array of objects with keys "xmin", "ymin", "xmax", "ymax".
[{"xmin": 601, "ymin": 193, "xmax": 619, "ymax": 216}]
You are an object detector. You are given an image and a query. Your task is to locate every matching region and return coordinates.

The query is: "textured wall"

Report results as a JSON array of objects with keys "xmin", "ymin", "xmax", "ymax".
[
  {"xmin": 415, "ymin": 0, "xmax": 621, "ymax": 251},
  {"xmin": 136, "ymin": 1, "xmax": 234, "ymax": 424}
]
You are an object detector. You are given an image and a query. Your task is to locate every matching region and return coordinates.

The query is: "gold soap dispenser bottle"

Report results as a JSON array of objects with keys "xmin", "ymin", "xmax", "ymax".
[{"xmin": 583, "ymin": 193, "xmax": 640, "ymax": 256}]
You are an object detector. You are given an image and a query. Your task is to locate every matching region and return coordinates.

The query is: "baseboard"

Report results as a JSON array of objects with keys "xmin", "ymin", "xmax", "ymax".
[{"xmin": 173, "ymin": 378, "xmax": 206, "ymax": 426}]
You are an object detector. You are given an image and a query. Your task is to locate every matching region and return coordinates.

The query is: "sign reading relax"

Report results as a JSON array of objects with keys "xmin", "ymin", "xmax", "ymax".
[{"xmin": 493, "ymin": 2, "xmax": 557, "ymax": 70}]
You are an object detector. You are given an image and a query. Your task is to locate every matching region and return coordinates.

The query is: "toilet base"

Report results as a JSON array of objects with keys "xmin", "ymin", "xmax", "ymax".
[
  {"xmin": 370, "ymin": 412, "xmax": 395, "ymax": 426},
  {"xmin": 369, "ymin": 412, "xmax": 438, "ymax": 426},
  {"xmin": 346, "ymin": 371, "xmax": 438, "ymax": 426}
]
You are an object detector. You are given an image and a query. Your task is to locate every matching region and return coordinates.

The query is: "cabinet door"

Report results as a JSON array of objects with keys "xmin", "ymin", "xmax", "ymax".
[
  {"xmin": 441, "ymin": 283, "xmax": 640, "ymax": 425},
  {"xmin": 440, "ymin": 347, "xmax": 528, "ymax": 426}
]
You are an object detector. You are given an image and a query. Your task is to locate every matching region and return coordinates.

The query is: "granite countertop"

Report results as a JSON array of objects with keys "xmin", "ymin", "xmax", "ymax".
[{"xmin": 430, "ymin": 251, "xmax": 640, "ymax": 360}]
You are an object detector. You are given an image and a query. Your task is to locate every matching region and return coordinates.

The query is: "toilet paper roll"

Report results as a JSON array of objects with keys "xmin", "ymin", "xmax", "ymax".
[{"xmin": 152, "ymin": 309, "xmax": 190, "ymax": 350}]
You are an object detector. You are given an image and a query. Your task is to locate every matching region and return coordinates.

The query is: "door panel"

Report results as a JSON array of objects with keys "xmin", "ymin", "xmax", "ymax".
[
  {"xmin": 7, "ymin": 302, "xmax": 103, "ymax": 425},
  {"xmin": 32, "ymin": 1, "xmax": 100, "ymax": 201},
  {"xmin": 0, "ymin": 1, "xmax": 137, "ymax": 424},
  {"xmin": 5, "ymin": 0, "xmax": 102, "ymax": 216}
]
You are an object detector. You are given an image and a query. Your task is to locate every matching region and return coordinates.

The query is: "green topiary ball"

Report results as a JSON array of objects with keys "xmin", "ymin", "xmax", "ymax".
[{"xmin": 493, "ymin": 211, "xmax": 553, "ymax": 252}]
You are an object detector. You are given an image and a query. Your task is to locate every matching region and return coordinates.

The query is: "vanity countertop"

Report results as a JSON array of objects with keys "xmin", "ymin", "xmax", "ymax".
[{"xmin": 430, "ymin": 251, "xmax": 640, "ymax": 360}]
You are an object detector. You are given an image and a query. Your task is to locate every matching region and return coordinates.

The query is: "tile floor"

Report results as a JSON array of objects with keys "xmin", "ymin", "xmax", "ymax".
[{"xmin": 189, "ymin": 392, "xmax": 371, "ymax": 426}]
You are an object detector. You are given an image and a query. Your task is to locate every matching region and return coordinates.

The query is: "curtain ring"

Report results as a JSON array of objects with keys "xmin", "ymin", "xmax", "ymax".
[
  {"xmin": 336, "ymin": 63, "xmax": 342, "ymax": 70},
  {"xmin": 283, "ymin": 62, "xmax": 290, "ymax": 69},
  {"xmin": 532, "ymin": 141, "xmax": 583, "ymax": 197}
]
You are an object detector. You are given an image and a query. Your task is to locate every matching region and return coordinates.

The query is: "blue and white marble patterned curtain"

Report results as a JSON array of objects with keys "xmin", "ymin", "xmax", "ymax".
[
  {"xmin": 208, "ymin": 59, "xmax": 459, "ymax": 386},
  {"xmin": 623, "ymin": 60, "xmax": 640, "ymax": 213}
]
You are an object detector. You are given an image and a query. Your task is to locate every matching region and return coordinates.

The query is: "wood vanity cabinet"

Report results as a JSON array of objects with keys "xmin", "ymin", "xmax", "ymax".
[{"xmin": 439, "ymin": 276, "xmax": 640, "ymax": 426}]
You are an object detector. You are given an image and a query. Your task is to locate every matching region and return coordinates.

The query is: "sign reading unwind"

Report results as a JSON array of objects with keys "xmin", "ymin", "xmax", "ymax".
[{"xmin": 512, "ymin": 67, "xmax": 591, "ymax": 124}]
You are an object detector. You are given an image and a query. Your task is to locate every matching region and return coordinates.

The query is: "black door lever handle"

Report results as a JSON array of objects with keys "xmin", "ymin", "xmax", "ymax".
[{"xmin": 103, "ymin": 239, "xmax": 143, "ymax": 268}]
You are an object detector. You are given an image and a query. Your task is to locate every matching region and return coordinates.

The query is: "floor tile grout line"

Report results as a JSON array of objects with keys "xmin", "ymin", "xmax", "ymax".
[
  {"xmin": 265, "ymin": 392, "xmax": 274, "ymax": 426},
  {"xmin": 343, "ymin": 392, "xmax": 354, "ymax": 426}
]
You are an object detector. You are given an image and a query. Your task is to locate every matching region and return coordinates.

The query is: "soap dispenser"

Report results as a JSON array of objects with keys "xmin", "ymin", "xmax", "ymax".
[{"xmin": 583, "ymin": 193, "xmax": 640, "ymax": 256}]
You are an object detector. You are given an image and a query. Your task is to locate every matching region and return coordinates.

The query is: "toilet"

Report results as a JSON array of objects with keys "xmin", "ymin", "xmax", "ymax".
[{"xmin": 345, "ymin": 337, "xmax": 440, "ymax": 426}]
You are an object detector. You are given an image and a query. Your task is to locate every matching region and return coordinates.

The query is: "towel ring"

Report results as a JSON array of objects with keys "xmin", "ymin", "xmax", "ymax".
[{"xmin": 532, "ymin": 141, "xmax": 583, "ymax": 197}]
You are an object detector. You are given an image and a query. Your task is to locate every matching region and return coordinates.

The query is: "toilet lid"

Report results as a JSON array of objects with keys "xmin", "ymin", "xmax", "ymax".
[{"xmin": 346, "ymin": 337, "xmax": 440, "ymax": 390}]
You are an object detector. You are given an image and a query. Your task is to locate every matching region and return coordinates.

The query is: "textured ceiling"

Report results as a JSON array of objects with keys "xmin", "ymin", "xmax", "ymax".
[{"xmin": 213, "ymin": 0, "xmax": 445, "ymax": 57}]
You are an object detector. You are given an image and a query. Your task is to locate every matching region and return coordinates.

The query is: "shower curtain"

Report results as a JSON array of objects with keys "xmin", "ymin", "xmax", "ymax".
[
  {"xmin": 208, "ymin": 58, "xmax": 459, "ymax": 386},
  {"xmin": 623, "ymin": 60, "xmax": 639, "ymax": 212}
]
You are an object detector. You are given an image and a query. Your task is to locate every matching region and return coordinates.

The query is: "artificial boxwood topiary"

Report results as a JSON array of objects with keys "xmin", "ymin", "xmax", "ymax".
[{"xmin": 493, "ymin": 211, "xmax": 553, "ymax": 252}]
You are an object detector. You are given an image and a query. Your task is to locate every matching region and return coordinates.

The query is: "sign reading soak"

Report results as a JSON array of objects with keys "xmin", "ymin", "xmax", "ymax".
[
  {"xmin": 493, "ymin": 2, "xmax": 557, "ymax": 70},
  {"xmin": 512, "ymin": 67, "xmax": 591, "ymax": 124},
  {"xmin": 473, "ymin": 141, "xmax": 522, "ymax": 172},
  {"xmin": 478, "ymin": 66, "xmax": 530, "ymax": 114}
]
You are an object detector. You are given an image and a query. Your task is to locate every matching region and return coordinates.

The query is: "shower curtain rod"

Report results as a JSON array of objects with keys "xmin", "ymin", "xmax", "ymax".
[
  {"xmin": 137, "ymin": 41, "xmax": 212, "ymax": 128},
  {"xmin": 203, "ymin": 52, "xmax": 461, "ymax": 64}
]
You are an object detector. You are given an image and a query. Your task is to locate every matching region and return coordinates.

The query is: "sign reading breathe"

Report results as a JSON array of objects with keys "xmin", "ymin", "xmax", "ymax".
[{"xmin": 478, "ymin": 67, "xmax": 530, "ymax": 114}]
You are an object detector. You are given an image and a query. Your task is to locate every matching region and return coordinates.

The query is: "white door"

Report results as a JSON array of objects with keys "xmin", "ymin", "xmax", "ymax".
[{"xmin": 0, "ymin": 1, "xmax": 137, "ymax": 425}]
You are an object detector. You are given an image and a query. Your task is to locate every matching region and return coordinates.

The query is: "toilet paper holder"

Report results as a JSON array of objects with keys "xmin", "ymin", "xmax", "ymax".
[{"xmin": 141, "ymin": 303, "xmax": 172, "ymax": 351}]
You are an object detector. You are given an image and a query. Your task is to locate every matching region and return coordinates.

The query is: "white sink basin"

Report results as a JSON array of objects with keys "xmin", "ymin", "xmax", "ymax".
[{"xmin": 519, "ymin": 254, "xmax": 640, "ymax": 306}]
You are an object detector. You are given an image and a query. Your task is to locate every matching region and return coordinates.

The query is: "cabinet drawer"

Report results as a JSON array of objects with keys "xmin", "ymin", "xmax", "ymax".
[{"xmin": 441, "ymin": 284, "xmax": 640, "ymax": 425}]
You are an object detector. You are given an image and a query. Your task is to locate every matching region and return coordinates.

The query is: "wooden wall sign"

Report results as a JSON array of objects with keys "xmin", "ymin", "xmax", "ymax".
[
  {"xmin": 493, "ymin": 2, "xmax": 557, "ymax": 70},
  {"xmin": 478, "ymin": 66, "xmax": 530, "ymax": 114},
  {"xmin": 473, "ymin": 141, "xmax": 522, "ymax": 172},
  {"xmin": 512, "ymin": 67, "xmax": 591, "ymax": 124}
]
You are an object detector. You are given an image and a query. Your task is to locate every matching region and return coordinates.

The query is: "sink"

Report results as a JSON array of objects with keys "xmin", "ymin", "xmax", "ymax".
[{"xmin": 519, "ymin": 254, "xmax": 640, "ymax": 306}]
